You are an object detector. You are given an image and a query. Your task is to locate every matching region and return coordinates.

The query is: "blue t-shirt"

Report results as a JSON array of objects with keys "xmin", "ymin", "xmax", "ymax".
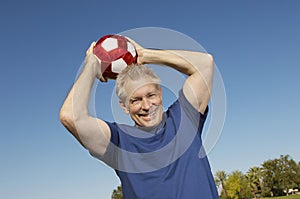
[{"xmin": 97, "ymin": 90, "xmax": 218, "ymax": 199}]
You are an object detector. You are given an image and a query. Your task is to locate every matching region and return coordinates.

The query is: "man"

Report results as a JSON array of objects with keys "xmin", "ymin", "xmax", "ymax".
[{"xmin": 60, "ymin": 36, "xmax": 218, "ymax": 198}]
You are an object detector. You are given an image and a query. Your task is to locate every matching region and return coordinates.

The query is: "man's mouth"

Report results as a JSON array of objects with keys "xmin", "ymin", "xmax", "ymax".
[
  {"xmin": 138, "ymin": 107, "xmax": 159, "ymax": 121},
  {"xmin": 138, "ymin": 111, "xmax": 157, "ymax": 121}
]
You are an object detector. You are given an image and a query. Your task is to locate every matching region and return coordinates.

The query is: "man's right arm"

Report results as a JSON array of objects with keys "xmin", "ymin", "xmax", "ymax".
[{"xmin": 59, "ymin": 43, "xmax": 111, "ymax": 157}]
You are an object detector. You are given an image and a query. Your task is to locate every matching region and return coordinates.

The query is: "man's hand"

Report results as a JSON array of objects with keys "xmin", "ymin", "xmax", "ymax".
[
  {"xmin": 84, "ymin": 42, "xmax": 107, "ymax": 82},
  {"xmin": 125, "ymin": 37, "xmax": 146, "ymax": 65}
]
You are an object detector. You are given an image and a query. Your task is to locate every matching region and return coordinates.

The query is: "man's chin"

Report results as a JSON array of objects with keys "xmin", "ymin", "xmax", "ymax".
[
  {"xmin": 133, "ymin": 107, "xmax": 163, "ymax": 128},
  {"xmin": 136, "ymin": 118, "xmax": 160, "ymax": 128}
]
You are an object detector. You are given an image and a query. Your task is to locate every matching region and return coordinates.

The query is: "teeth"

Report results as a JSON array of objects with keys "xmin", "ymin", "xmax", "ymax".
[
  {"xmin": 139, "ymin": 111, "xmax": 155, "ymax": 119},
  {"xmin": 138, "ymin": 106, "xmax": 160, "ymax": 119}
]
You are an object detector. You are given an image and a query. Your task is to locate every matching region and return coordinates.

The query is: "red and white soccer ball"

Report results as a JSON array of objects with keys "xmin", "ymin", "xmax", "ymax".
[{"xmin": 93, "ymin": 34, "xmax": 137, "ymax": 79}]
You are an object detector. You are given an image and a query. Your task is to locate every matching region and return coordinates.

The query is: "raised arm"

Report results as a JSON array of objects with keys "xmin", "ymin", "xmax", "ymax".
[
  {"xmin": 59, "ymin": 42, "xmax": 111, "ymax": 157},
  {"xmin": 128, "ymin": 38, "xmax": 214, "ymax": 114}
]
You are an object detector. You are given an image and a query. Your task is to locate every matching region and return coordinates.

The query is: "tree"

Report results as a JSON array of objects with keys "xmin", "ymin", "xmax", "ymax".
[
  {"xmin": 111, "ymin": 185, "xmax": 122, "ymax": 199},
  {"xmin": 215, "ymin": 170, "xmax": 228, "ymax": 197},
  {"xmin": 262, "ymin": 156, "xmax": 283, "ymax": 196},
  {"xmin": 246, "ymin": 166, "xmax": 263, "ymax": 198},
  {"xmin": 278, "ymin": 155, "xmax": 298, "ymax": 195},
  {"xmin": 261, "ymin": 155, "xmax": 298, "ymax": 196},
  {"xmin": 225, "ymin": 170, "xmax": 251, "ymax": 199}
]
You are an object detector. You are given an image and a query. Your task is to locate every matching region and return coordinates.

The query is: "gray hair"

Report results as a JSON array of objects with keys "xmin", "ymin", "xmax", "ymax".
[{"xmin": 116, "ymin": 64, "xmax": 161, "ymax": 103}]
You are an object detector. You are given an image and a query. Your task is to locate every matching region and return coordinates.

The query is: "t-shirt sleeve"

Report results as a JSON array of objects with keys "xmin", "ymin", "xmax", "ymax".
[
  {"xmin": 89, "ymin": 122, "xmax": 120, "ymax": 168},
  {"xmin": 178, "ymin": 89, "xmax": 208, "ymax": 127}
]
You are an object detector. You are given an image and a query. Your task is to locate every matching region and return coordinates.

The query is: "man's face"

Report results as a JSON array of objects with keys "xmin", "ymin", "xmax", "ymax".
[{"xmin": 121, "ymin": 78, "xmax": 163, "ymax": 128}]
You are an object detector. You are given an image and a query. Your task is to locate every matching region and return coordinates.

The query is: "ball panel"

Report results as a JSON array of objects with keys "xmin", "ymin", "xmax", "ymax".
[
  {"xmin": 127, "ymin": 41, "xmax": 136, "ymax": 57},
  {"xmin": 101, "ymin": 37, "xmax": 118, "ymax": 52},
  {"xmin": 108, "ymin": 48, "xmax": 126, "ymax": 61},
  {"xmin": 111, "ymin": 58, "xmax": 128, "ymax": 73},
  {"xmin": 117, "ymin": 36, "xmax": 127, "ymax": 50},
  {"xmin": 122, "ymin": 52, "xmax": 136, "ymax": 65},
  {"xmin": 93, "ymin": 45, "xmax": 111, "ymax": 62}
]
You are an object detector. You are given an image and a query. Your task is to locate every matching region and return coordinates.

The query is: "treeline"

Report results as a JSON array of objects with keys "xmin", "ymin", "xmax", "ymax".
[{"xmin": 215, "ymin": 154, "xmax": 300, "ymax": 199}]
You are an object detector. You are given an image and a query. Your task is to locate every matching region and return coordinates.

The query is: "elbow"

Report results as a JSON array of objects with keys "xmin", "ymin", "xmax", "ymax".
[
  {"xmin": 204, "ymin": 53, "xmax": 214, "ymax": 76},
  {"xmin": 207, "ymin": 53, "xmax": 214, "ymax": 67},
  {"xmin": 59, "ymin": 109, "xmax": 74, "ymax": 130},
  {"xmin": 59, "ymin": 109, "xmax": 85, "ymax": 147}
]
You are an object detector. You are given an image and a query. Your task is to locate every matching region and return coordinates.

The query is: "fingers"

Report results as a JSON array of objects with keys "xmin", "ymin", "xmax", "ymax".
[
  {"xmin": 95, "ymin": 69, "xmax": 107, "ymax": 82},
  {"xmin": 82, "ymin": 41, "xmax": 109, "ymax": 83},
  {"xmin": 84, "ymin": 41, "xmax": 96, "ymax": 64},
  {"xmin": 86, "ymin": 41, "xmax": 96, "ymax": 57},
  {"xmin": 125, "ymin": 36, "xmax": 141, "ymax": 49},
  {"xmin": 125, "ymin": 36, "xmax": 145, "ymax": 65},
  {"xmin": 125, "ymin": 36, "xmax": 135, "ymax": 44},
  {"xmin": 99, "ymin": 75, "xmax": 108, "ymax": 82}
]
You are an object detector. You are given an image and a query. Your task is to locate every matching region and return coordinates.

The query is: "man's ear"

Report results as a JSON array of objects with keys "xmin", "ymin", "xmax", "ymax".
[
  {"xmin": 119, "ymin": 100, "xmax": 129, "ymax": 114},
  {"xmin": 159, "ymin": 86, "xmax": 163, "ymax": 96}
]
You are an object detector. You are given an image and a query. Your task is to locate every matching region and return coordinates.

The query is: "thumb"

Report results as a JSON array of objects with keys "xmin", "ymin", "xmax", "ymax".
[{"xmin": 98, "ymin": 74, "xmax": 108, "ymax": 82}]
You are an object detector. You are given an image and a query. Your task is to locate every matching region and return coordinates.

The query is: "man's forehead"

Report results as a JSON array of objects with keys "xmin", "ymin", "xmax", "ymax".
[
  {"xmin": 125, "ymin": 79, "xmax": 159, "ymax": 97},
  {"xmin": 129, "ymin": 83, "xmax": 160, "ymax": 97},
  {"xmin": 125, "ymin": 78, "xmax": 159, "ymax": 92}
]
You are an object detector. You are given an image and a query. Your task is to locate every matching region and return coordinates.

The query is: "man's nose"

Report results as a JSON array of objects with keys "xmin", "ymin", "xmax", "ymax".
[{"xmin": 141, "ymin": 98, "xmax": 151, "ymax": 110}]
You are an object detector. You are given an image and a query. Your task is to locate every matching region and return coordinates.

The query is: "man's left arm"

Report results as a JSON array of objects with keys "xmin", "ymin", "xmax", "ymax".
[
  {"xmin": 172, "ymin": 50, "xmax": 214, "ymax": 114},
  {"xmin": 127, "ymin": 37, "xmax": 214, "ymax": 114}
]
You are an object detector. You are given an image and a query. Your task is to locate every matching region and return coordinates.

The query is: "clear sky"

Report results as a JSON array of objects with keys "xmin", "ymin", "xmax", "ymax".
[{"xmin": 1, "ymin": 0, "xmax": 299, "ymax": 198}]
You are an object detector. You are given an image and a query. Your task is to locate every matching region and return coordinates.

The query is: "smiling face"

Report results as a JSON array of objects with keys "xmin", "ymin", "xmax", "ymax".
[{"xmin": 120, "ymin": 78, "xmax": 163, "ymax": 128}]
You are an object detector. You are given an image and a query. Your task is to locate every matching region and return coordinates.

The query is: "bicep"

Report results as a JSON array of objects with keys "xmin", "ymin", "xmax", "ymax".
[
  {"xmin": 183, "ymin": 65, "xmax": 213, "ymax": 114},
  {"xmin": 75, "ymin": 116, "xmax": 111, "ymax": 157}
]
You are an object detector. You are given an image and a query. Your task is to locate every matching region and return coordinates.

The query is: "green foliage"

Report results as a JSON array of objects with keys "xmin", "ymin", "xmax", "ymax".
[
  {"xmin": 215, "ymin": 154, "xmax": 300, "ymax": 199},
  {"xmin": 262, "ymin": 155, "xmax": 299, "ymax": 196},
  {"xmin": 111, "ymin": 185, "xmax": 122, "ymax": 199},
  {"xmin": 246, "ymin": 166, "xmax": 263, "ymax": 198},
  {"xmin": 215, "ymin": 170, "xmax": 228, "ymax": 197},
  {"xmin": 224, "ymin": 170, "xmax": 252, "ymax": 199}
]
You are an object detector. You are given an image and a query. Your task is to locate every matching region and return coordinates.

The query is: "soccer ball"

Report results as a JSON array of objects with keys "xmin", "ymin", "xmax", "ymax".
[{"xmin": 93, "ymin": 34, "xmax": 137, "ymax": 79}]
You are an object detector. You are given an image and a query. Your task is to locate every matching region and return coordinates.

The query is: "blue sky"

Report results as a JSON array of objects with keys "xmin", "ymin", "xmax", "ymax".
[{"xmin": 1, "ymin": 0, "xmax": 299, "ymax": 198}]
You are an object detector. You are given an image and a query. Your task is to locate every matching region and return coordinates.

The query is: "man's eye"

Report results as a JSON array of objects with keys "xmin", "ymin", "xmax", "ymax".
[
  {"xmin": 130, "ymin": 99, "xmax": 137, "ymax": 103},
  {"xmin": 130, "ymin": 98, "xmax": 141, "ymax": 104},
  {"xmin": 148, "ymin": 93, "xmax": 157, "ymax": 98}
]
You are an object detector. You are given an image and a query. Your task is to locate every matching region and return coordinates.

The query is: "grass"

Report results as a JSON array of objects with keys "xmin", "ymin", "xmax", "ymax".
[{"xmin": 261, "ymin": 195, "xmax": 300, "ymax": 199}]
